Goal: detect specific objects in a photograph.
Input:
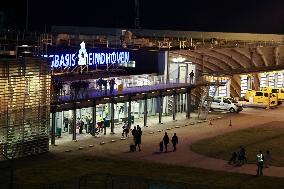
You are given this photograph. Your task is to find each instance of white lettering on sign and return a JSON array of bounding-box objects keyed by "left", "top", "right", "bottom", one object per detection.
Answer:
[{"left": 43, "top": 41, "right": 130, "bottom": 68}]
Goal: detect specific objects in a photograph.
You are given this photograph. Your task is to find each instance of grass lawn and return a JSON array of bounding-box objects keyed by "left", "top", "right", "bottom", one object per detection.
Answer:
[
  {"left": 6, "top": 155, "right": 284, "bottom": 189},
  {"left": 191, "top": 125, "right": 284, "bottom": 166}
]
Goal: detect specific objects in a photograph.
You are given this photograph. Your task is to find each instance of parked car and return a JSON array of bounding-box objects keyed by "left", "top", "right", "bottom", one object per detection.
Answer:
[{"left": 209, "top": 96, "right": 243, "bottom": 113}]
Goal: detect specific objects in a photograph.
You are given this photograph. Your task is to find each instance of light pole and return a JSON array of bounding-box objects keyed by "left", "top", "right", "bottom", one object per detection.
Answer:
[{"left": 25, "top": 0, "right": 29, "bottom": 32}]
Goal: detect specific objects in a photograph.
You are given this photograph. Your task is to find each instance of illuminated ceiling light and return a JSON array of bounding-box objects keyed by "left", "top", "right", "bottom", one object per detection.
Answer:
[{"left": 172, "top": 56, "right": 186, "bottom": 63}]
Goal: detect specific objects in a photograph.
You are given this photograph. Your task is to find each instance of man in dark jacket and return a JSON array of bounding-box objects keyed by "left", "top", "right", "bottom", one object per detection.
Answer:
[
  {"left": 132, "top": 126, "right": 137, "bottom": 143},
  {"left": 163, "top": 132, "right": 170, "bottom": 152},
  {"left": 171, "top": 133, "right": 179, "bottom": 152},
  {"left": 135, "top": 125, "right": 142, "bottom": 152}
]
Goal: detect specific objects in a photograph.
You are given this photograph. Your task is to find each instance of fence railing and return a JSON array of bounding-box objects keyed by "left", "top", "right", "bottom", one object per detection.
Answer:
[{"left": 51, "top": 76, "right": 195, "bottom": 103}]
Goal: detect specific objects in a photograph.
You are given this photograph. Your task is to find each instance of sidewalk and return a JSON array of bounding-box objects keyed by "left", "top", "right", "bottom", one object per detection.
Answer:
[
  {"left": 49, "top": 107, "right": 284, "bottom": 178},
  {"left": 54, "top": 112, "right": 212, "bottom": 145}
]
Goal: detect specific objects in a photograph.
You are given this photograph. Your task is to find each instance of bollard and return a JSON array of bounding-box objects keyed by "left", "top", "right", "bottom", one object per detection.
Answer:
[
  {"left": 229, "top": 120, "right": 232, "bottom": 127},
  {"left": 209, "top": 120, "right": 213, "bottom": 126}
]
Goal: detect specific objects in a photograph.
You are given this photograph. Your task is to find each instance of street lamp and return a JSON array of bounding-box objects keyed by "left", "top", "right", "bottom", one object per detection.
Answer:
[{"left": 26, "top": 0, "right": 29, "bottom": 32}]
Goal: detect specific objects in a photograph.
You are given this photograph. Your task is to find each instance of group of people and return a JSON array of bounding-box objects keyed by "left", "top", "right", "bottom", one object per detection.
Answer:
[
  {"left": 62, "top": 114, "right": 109, "bottom": 135},
  {"left": 228, "top": 146, "right": 247, "bottom": 166},
  {"left": 228, "top": 147, "right": 272, "bottom": 176},
  {"left": 125, "top": 124, "right": 179, "bottom": 153},
  {"left": 160, "top": 132, "right": 179, "bottom": 153},
  {"left": 70, "top": 80, "right": 90, "bottom": 100},
  {"left": 131, "top": 125, "right": 143, "bottom": 152},
  {"left": 96, "top": 78, "right": 116, "bottom": 95}
]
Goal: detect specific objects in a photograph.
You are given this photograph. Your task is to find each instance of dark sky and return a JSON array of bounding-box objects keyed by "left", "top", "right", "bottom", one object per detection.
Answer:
[{"left": 1, "top": 0, "right": 284, "bottom": 34}]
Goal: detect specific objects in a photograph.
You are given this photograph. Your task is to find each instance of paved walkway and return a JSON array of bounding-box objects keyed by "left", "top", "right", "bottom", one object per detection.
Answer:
[{"left": 47, "top": 107, "right": 284, "bottom": 178}]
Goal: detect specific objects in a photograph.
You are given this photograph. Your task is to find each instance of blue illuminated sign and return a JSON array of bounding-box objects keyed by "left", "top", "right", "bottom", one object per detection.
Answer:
[{"left": 43, "top": 41, "right": 130, "bottom": 68}]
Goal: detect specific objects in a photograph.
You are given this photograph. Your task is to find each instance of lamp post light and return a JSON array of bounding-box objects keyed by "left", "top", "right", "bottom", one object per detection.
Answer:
[{"left": 25, "top": 0, "right": 29, "bottom": 32}]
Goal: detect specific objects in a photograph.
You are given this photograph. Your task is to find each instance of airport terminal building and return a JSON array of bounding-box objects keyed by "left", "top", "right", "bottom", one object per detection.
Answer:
[{"left": 1, "top": 27, "right": 284, "bottom": 158}]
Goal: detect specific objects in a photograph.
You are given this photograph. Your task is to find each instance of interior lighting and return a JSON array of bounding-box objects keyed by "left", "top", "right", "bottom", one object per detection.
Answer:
[{"left": 172, "top": 56, "right": 186, "bottom": 63}]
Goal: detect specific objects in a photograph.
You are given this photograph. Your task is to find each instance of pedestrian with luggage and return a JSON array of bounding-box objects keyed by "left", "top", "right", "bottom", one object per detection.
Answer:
[
  {"left": 171, "top": 133, "right": 179, "bottom": 152},
  {"left": 163, "top": 132, "right": 169, "bottom": 152}
]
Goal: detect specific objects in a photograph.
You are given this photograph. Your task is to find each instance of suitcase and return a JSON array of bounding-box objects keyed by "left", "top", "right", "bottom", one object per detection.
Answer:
[
  {"left": 130, "top": 144, "right": 135, "bottom": 152},
  {"left": 159, "top": 141, "right": 164, "bottom": 152}
]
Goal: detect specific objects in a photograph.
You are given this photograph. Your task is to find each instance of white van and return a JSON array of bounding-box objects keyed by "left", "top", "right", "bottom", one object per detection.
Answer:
[{"left": 210, "top": 96, "right": 243, "bottom": 113}]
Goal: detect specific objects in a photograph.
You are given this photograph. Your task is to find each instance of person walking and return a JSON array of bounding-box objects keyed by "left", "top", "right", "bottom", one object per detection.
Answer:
[
  {"left": 189, "top": 70, "right": 194, "bottom": 84},
  {"left": 79, "top": 119, "right": 84, "bottom": 134},
  {"left": 131, "top": 126, "right": 137, "bottom": 142},
  {"left": 135, "top": 125, "right": 142, "bottom": 152},
  {"left": 63, "top": 117, "right": 69, "bottom": 132},
  {"left": 122, "top": 121, "right": 128, "bottom": 137},
  {"left": 109, "top": 78, "right": 116, "bottom": 95},
  {"left": 163, "top": 132, "right": 170, "bottom": 152},
  {"left": 125, "top": 121, "right": 130, "bottom": 137},
  {"left": 171, "top": 133, "right": 179, "bottom": 152},
  {"left": 264, "top": 150, "right": 272, "bottom": 168},
  {"left": 98, "top": 114, "right": 104, "bottom": 133},
  {"left": 256, "top": 150, "right": 264, "bottom": 176},
  {"left": 239, "top": 146, "right": 247, "bottom": 165}
]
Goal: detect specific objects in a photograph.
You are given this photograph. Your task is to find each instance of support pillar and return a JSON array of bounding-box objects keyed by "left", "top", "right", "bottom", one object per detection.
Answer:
[
  {"left": 144, "top": 95, "right": 147, "bottom": 127},
  {"left": 173, "top": 91, "right": 177, "bottom": 121},
  {"left": 51, "top": 106, "right": 56, "bottom": 145},
  {"left": 72, "top": 104, "right": 77, "bottom": 140},
  {"left": 128, "top": 96, "right": 132, "bottom": 128},
  {"left": 186, "top": 88, "right": 191, "bottom": 119},
  {"left": 92, "top": 101, "right": 96, "bottom": 136},
  {"left": 110, "top": 99, "right": 115, "bottom": 134},
  {"left": 158, "top": 92, "right": 163, "bottom": 124},
  {"left": 201, "top": 54, "right": 205, "bottom": 73}
]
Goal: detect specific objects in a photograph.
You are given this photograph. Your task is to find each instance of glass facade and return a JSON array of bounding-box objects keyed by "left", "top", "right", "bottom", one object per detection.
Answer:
[{"left": 0, "top": 58, "right": 51, "bottom": 158}]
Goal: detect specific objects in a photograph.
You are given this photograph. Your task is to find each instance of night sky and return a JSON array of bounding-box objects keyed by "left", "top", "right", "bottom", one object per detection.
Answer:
[{"left": 1, "top": 0, "right": 284, "bottom": 34}]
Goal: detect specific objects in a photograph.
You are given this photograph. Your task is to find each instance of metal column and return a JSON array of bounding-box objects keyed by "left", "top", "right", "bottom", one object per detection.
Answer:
[
  {"left": 128, "top": 96, "right": 132, "bottom": 128},
  {"left": 144, "top": 95, "right": 147, "bottom": 127},
  {"left": 186, "top": 88, "right": 191, "bottom": 119},
  {"left": 173, "top": 91, "right": 177, "bottom": 121},
  {"left": 92, "top": 101, "right": 96, "bottom": 136},
  {"left": 51, "top": 106, "right": 56, "bottom": 145},
  {"left": 72, "top": 104, "right": 77, "bottom": 140},
  {"left": 158, "top": 93, "right": 163, "bottom": 124},
  {"left": 110, "top": 99, "right": 115, "bottom": 134}
]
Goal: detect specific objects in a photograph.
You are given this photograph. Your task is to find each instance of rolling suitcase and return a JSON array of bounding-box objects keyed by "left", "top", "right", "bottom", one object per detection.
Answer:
[
  {"left": 130, "top": 144, "right": 135, "bottom": 152},
  {"left": 159, "top": 141, "right": 164, "bottom": 152}
]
